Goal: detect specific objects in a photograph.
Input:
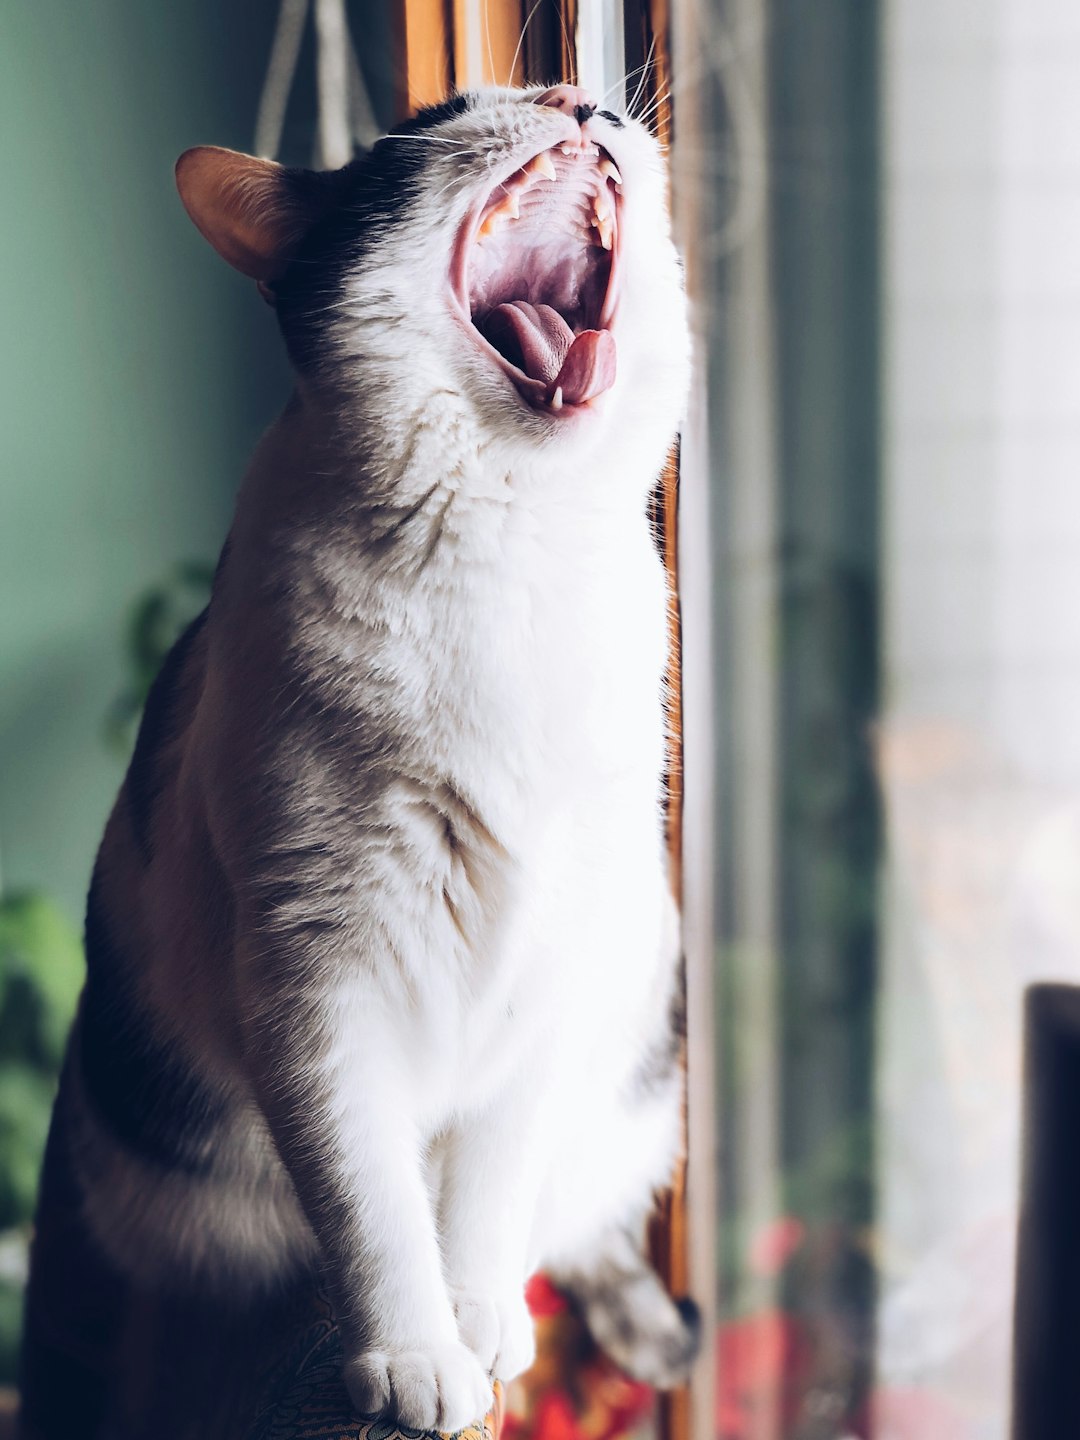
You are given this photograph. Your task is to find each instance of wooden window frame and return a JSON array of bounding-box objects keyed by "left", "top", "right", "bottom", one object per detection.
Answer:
[{"left": 389, "top": 11, "right": 691, "bottom": 1440}]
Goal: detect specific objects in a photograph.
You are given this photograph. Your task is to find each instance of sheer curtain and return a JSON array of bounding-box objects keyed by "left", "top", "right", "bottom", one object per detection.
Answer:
[
  {"left": 877, "top": 2, "right": 1080, "bottom": 1434},
  {"left": 676, "top": 0, "right": 1080, "bottom": 1435}
]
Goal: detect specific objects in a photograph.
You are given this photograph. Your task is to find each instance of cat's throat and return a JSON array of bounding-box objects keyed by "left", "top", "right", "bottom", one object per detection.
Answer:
[{"left": 453, "top": 140, "right": 621, "bottom": 414}]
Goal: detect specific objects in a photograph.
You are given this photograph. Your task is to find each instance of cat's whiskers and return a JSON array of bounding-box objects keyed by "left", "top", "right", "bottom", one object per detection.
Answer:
[
  {"left": 555, "top": 3, "right": 576, "bottom": 84},
  {"left": 482, "top": 0, "right": 496, "bottom": 91},
  {"left": 506, "top": 0, "right": 545, "bottom": 89},
  {"left": 627, "top": 36, "right": 658, "bottom": 120},
  {"left": 382, "top": 134, "right": 472, "bottom": 146},
  {"left": 631, "top": 49, "right": 705, "bottom": 127},
  {"left": 431, "top": 168, "right": 476, "bottom": 205},
  {"left": 595, "top": 45, "right": 655, "bottom": 119},
  {"left": 601, "top": 57, "right": 654, "bottom": 104},
  {"left": 632, "top": 81, "right": 673, "bottom": 132}
]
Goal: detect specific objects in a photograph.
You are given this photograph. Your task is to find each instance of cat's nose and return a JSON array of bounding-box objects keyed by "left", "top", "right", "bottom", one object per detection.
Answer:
[{"left": 533, "top": 85, "right": 598, "bottom": 127}]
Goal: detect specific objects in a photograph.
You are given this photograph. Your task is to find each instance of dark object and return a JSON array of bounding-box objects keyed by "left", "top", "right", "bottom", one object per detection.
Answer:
[{"left": 1012, "top": 984, "right": 1080, "bottom": 1438}]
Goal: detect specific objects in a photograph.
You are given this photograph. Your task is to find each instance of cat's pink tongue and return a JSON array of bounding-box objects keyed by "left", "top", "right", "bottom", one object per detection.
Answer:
[
  {"left": 549, "top": 330, "right": 616, "bottom": 407},
  {"left": 484, "top": 301, "right": 616, "bottom": 406}
]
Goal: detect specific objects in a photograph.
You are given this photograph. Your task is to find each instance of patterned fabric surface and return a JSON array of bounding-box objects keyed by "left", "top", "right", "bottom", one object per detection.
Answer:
[
  {"left": 249, "top": 1278, "right": 654, "bottom": 1440},
  {"left": 249, "top": 1291, "right": 505, "bottom": 1440}
]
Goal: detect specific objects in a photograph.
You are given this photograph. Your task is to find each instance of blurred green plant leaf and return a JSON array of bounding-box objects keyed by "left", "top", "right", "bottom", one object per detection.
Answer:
[
  {"left": 104, "top": 560, "right": 214, "bottom": 754},
  {"left": 0, "top": 1273, "right": 25, "bottom": 1386},
  {"left": 0, "top": 891, "right": 82, "bottom": 1069},
  {"left": 0, "top": 1065, "right": 56, "bottom": 1229},
  {"left": 0, "top": 891, "right": 83, "bottom": 1236}
]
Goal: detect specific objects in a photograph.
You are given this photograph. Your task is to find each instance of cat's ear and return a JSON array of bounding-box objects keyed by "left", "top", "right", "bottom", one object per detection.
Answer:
[{"left": 175, "top": 146, "right": 330, "bottom": 285}]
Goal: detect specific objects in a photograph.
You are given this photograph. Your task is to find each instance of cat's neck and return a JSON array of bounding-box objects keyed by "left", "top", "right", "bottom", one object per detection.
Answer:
[{"left": 236, "top": 384, "right": 646, "bottom": 576}]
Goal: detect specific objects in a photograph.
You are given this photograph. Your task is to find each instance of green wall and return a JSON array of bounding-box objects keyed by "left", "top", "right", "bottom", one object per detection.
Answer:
[{"left": 0, "top": 1, "right": 296, "bottom": 921}]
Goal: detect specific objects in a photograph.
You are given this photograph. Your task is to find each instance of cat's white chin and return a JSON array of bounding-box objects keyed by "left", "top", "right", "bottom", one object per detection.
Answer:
[{"left": 450, "top": 137, "right": 622, "bottom": 418}]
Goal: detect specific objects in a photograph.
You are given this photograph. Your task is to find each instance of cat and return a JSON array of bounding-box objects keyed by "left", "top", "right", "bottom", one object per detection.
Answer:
[{"left": 19, "top": 83, "right": 697, "bottom": 1438}]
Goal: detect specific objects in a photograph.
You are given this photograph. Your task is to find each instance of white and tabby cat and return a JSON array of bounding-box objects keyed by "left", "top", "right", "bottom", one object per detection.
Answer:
[{"left": 21, "top": 84, "right": 695, "bottom": 1436}]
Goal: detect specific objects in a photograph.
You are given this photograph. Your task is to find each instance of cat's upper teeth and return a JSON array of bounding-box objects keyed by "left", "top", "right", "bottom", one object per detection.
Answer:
[
  {"left": 477, "top": 148, "right": 620, "bottom": 251},
  {"left": 479, "top": 156, "right": 553, "bottom": 234}
]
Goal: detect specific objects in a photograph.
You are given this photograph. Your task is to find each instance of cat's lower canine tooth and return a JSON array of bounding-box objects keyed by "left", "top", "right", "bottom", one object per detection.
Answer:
[
  {"left": 479, "top": 211, "right": 506, "bottom": 238},
  {"left": 484, "top": 192, "right": 520, "bottom": 227}
]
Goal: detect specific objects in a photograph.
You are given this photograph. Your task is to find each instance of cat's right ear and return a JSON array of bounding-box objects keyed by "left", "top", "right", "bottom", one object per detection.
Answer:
[{"left": 175, "top": 147, "right": 330, "bottom": 289}]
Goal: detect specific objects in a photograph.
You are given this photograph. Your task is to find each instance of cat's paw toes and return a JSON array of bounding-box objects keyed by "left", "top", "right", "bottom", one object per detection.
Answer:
[
  {"left": 345, "top": 1342, "right": 493, "bottom": 1433},
  {"left": 453, "top": 1290, "right": 535, "bottom": 1381},
  {"left": 344, "top": 1351, "right": 392, "bottom": 1417}
]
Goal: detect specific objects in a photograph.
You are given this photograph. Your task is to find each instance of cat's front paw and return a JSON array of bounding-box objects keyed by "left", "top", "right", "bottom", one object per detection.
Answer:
[
  {"left": 453, "top": 1291, "right": 536, "bottom": 1382},
  {"left": 344, "top": 1341, "right": 494, "bottom": 1433}
]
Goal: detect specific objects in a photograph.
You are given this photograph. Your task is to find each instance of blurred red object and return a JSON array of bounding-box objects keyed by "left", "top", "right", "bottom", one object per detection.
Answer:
[
  {"left": 748, "top": 1217, "right": 806, "bottom": 1277},
  {"left": 715, "top": 1309, "right": 813, "bottom": 1439},
  {"left": 506, "top": 1275, "right": 655, "bottom": 1440},
  {"left": 525, "top": 1273, "right": 570, "bottom": 1319}
]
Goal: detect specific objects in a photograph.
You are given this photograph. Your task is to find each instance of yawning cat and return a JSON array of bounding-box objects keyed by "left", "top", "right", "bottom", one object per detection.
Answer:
[{"left": 20, "top": 83, "right": 696, "bottom": 1437}]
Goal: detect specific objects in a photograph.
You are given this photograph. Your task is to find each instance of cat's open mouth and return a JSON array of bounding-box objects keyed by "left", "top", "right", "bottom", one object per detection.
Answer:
[{"left": 451, "top": 141, "right": 621, "bottom": 415}]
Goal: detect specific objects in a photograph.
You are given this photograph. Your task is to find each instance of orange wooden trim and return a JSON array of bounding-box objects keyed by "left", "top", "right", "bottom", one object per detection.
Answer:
[
  {"left": 635, "top": 0, "right": 689, "bottom": 1432},
  {"left": 662, "top": 446, "right": 682, "bottom": 883},
  {"left": 452, "top": 0, "right": 528, "bottom": 89},
  {"left": 558, "top": 0, "right": 578, "bottom": 85},
  {"left": 655, "top": 445, "right": 690, "bottom": 1440},
  {"left": 490, "top": 0, "right": 528, "bottom": 86},
  {"left": 451, "top": 0, "right": 472, "bottom": 88},
  {"left": 396, "top": 0, "right": 564, "bottom": 114},
  {"left": 522, "top": 3, "right": 561, "bottom": 86},
  {"left": 397, "top": 0, "right": 454, "bottom": 111}
]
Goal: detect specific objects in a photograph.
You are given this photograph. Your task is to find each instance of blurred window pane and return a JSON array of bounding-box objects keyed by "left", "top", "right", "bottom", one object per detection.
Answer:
[{"left": 677, "top": 1, "right": 1080, "bottom": 1435}]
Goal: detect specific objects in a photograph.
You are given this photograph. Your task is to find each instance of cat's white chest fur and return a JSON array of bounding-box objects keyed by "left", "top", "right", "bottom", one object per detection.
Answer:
[{"left": 225, "top": 397, "right": 674, "bottom": 1118}]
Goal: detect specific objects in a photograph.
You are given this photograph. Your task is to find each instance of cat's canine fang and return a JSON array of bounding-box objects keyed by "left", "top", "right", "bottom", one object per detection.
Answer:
[
  {"left": 592, "top": 188, "right": 615, "bottom": 250},
  {"left": 474, "top": 144, "right": 621, "bottom": 254},
  {"left": 529, "top": 151, "right": 557, "bottom": 182}
]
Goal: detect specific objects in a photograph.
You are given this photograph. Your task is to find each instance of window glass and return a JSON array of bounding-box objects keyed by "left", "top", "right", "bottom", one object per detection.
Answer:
[{"left": 676, "top": 1, "right": 1080, "bottom": 1436}]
